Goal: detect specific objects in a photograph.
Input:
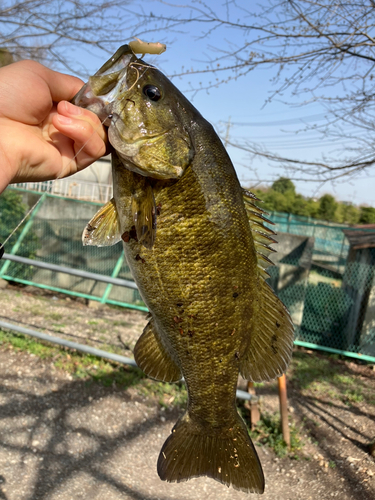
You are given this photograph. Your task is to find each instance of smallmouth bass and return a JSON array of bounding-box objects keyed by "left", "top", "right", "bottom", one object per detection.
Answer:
[{"left": 73, "top": 44, "right": 294, "bottom": 494}]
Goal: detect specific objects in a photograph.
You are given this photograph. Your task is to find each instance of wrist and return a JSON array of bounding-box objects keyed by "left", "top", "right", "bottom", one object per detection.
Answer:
[{"left": 0, "top": 120, "right": 22, "bottom": 193}]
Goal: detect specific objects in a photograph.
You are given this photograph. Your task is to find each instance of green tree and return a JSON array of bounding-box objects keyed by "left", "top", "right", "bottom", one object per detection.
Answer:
[
  {"left": 358, "top": 206, "right": 375, "bottom": 224},
  {"left": 335, "top": 203, "right": 360, "bottom": 225},
  {"left": 291, "top": 194, "right": 312, "bottom": 217},
  {"left": 0, "top": 189, "right": 39, "bottom": 277},
  {"left": 318, "top": 195, "right": 338, "bottom": 221},
  {"left": 271, "top": 178, "right": 296, "bottom": 196},
  {"left": 0, "top": 190, "right": 25, "bottom": 241}
]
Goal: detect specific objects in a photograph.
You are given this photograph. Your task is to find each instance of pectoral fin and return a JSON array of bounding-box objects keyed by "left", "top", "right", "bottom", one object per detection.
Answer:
[
  {"left": 134, "top": 319, "right": 182, "bottom": 382},
  {"left": 131, "top": 180, "right": 157, "bottom": 250},
  {"left": 82, "top": 198, "right": 122, "bottom": 247},
  {"left": 240, "top": 279, "right": 294, "bottom": 382}
]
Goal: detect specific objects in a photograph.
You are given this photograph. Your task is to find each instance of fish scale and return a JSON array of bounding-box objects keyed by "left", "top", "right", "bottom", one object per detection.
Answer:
[{"left": 74, "top": 43, "right": 294, "bottom": 494}]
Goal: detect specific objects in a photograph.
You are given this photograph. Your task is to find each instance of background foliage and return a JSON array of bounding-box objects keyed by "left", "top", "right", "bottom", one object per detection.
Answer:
[{"left": 252, "top": 177, "right": 375, "bottom": 224}]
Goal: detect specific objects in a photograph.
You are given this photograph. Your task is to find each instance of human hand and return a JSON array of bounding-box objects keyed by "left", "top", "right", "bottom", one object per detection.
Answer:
[{"left": 0, "top": 60, "right": 107, "bottom": 193}]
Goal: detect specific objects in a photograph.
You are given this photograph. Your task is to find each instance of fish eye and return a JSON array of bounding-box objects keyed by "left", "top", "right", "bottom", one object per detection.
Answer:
[{"left": 143, "top": 85, "right": 162, "bottom": 102}]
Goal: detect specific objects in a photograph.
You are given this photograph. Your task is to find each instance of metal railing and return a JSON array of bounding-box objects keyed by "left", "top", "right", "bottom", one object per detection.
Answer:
[
  {"left": 0, "top": 319, "right": 254, "bottom": 402},
  {"left": 16, "top": 178, "right": 113, "bottom": 203}
]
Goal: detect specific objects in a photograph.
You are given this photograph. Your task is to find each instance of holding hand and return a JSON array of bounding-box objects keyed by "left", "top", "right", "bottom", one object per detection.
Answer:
[{"left": 0, "top": 60, "right": 107, "bottom": 194}]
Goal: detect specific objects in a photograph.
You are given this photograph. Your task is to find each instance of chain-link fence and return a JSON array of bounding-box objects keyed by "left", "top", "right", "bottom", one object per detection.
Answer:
[{"left": 1, "top": 187, "right": 375, "bottom": 362}]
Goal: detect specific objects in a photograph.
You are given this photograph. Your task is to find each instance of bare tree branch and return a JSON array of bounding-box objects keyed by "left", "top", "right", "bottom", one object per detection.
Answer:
[
  {"left": 134, "top": 0, "right": 375, "bottom": 182},
  {"left": 0, "top": 0, "right": 139, "bottom": 76}
]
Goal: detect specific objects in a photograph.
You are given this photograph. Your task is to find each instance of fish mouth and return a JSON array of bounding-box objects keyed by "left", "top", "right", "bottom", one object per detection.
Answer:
[
  {"left": 73, "top": 45, "right": 181, "bottom": 179},
  {"left": 72, "top": 45, "right": 138, "bottom": 125}
]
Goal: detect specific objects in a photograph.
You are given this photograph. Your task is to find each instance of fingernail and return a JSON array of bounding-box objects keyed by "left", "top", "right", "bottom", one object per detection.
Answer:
[
  {"left": 64, "top": 101, "right": 82, "bottom": 115},
  {"left": 57, "top": 115, "right": 73, "bottom": 125}
]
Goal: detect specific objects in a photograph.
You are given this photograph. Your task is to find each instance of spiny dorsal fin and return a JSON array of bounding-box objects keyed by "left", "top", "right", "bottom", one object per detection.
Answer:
[
  {"left": 243, "top": 188, "right": 276, "bottom": 275},
  {"left": 82, "top": 198, "right": 122, "bottom": 247}
]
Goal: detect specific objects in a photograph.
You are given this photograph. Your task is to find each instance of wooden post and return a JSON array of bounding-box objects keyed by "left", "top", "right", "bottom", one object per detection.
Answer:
[
  {"left": 278, "top": 374, "right": 290, "bottom": 448},
  {"left": 247, "top": 381, "right": 260, "bottom": 430}
]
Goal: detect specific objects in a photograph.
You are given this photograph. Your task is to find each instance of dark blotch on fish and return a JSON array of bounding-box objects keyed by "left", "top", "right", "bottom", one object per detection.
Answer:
[
  {"left": 129, "top": 226, "right": 138, "bottom": 241},
  {"left": 271, "top": 334, "right": 278, "bottom": 355}
]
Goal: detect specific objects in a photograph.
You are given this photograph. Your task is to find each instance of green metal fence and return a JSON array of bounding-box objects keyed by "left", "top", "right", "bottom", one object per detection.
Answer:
[
  {"left": 0, "top": 187, "right": 146, "bottom": 311},
  {"left": 267, "top": 211, "right": 350, "bottom": 272},
  {"left": 1, "top": 187, "right": 375, "bottom": 363}
]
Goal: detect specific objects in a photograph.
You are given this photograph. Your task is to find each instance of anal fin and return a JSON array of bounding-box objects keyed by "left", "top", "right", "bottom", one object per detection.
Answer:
[
  {"left": 240, "top": 279, "right": 294, "bottom": 382},
  {"left": 134, "top": 319, "right": 182, "bottom": 382}
]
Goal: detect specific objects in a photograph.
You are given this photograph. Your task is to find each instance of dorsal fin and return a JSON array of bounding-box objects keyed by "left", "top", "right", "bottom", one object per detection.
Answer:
[
  {"left": 242, "top": 189, "right": 294, "bottom": 381},
  {"left": 243, "top": 189, "right": 277, "bottom": 278}
]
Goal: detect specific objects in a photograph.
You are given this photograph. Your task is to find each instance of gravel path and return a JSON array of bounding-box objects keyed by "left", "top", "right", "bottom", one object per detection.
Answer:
[{"left": 0, "top": 284, "right": 374, "bottom": 500}]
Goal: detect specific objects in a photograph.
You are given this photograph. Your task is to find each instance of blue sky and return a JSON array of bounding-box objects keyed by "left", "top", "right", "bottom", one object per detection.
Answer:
[{"left": 64, "top": 0, "right": 375, "bottom": 206}]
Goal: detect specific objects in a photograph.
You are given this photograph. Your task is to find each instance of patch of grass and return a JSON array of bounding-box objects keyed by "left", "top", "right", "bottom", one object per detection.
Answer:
[
  {"left": 112, "top": 320, "right": 133, "bottom": 328},
  {"left": 29, "top": 306, "right": 43, "bottom": 316},
  {"left": 0, "top": 328, "right": 143, "bottom": 388},
  {"left": 343, "top": 388, "right": 364, "bottom": 404},
  {"left": 0, "top": 328, "right": 56, "bottom": 359},
  {"left": 48, "top": 312, "right": 63, "bottom": 321},
  {"left": 290, "top": 351, "right": 374, "bottom": 406},
  {"left": 52, "top": 324, "right": 66, "bottom": 329},
  {"left": 0, "top": 328, "right": 187, "bottom": 407},
  {"left": 140, "top": 379, "right": 187, "bottom": 408},
  {"left": 249, "top": 412, "right": 303, "bottom": 458},
  {"left": 87, "top": 320, "right": 99, "bottom": 326}
]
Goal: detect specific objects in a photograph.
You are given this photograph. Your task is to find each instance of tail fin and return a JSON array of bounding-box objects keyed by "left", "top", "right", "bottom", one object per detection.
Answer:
[{"left": 157, "top": 412, "right": 264, "bottom": 494}]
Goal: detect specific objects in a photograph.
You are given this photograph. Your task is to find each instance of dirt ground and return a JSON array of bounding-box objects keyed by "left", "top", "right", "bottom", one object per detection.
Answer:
[{"left": 0, "top": 283, "right": 374, "bottom": 500}]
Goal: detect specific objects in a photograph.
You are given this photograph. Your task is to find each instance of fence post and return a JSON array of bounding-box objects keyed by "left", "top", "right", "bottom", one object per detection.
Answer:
[
  {"left": 278, "top": 374, "right": 290, "bottom": 448},
  {"left": 100, "top": 251, "right": 125, "bottom": 304},
  {"left": 246, "top": 381, "right": 260, "bottom": 430}
]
